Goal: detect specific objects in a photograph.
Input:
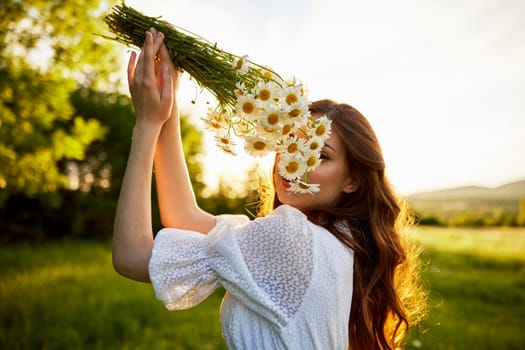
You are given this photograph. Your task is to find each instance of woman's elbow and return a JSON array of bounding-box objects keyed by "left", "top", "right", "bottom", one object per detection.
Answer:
[{"left": 112, "top": 248, "right": 151, "bottom": 283}]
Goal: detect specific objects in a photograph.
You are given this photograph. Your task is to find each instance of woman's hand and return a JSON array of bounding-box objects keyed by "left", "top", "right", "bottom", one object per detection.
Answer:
[
  {"left": 152, "top": 28, "right": 182, "bottom": 96},
  {"left": 127, "top": 29, "right": 173, "bottom": 127}
]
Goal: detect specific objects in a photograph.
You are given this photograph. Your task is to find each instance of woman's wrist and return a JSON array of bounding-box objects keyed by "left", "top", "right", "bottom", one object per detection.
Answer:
[{"left": 132, "top": 119, "right": 164, "bottom": 141}]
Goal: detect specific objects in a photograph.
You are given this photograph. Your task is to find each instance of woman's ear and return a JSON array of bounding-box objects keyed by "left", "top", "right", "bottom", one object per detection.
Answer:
[{"left": 342, "top": 179, "right": 358, "bottom": 194}]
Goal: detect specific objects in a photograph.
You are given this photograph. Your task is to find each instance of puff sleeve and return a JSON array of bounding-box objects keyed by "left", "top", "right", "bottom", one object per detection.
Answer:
[{"left": 148, "top": 205, "right": 314, "bottom": 328}]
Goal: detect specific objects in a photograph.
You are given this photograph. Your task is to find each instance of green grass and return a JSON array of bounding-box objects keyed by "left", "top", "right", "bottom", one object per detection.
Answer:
[
  {"left": 406, "top": 227, "right": 525, "bottom": 349},
  {"left": 0, "top": 241, "right": 227, "bottom": 350},
  {"left": 1, "top": 228, "right": 524, "bottom": 349}
]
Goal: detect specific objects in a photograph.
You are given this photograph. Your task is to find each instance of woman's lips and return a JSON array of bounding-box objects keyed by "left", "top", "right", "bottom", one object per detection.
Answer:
[{"left": 281, "top": 177, "right": 291, "bottom": 189}]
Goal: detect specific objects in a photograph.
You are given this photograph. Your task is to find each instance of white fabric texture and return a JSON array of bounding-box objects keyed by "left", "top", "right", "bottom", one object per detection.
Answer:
[{"left": 149, "top": 204, "right": 354, "bottom": 349}]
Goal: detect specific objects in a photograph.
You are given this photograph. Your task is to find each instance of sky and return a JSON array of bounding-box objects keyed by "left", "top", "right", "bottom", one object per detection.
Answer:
[{"left": 123, "top": 0, "right": 525, "bottom": 195}]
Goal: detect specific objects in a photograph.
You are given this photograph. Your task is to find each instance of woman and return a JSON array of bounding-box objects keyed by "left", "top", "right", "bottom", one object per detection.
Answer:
[{"left": 113, "top": 28, "right": 426, "bottom": 349}]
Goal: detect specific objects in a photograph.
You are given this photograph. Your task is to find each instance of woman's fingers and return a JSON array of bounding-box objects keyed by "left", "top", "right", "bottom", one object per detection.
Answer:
[
  {"left": 158, "top": 42, "right": 182, "bottom": 93},
  {"left": 160, "top": 64, "right": 174, "bottom": 105},
  {"left": 127, "top": 28, "right": 173, "bottom": 124},
  {"left": 133, "top": 31, "right": 150, "bottom": 80},
  {"left": 144, "top": 30, "right": 165, "bottom": 82},
  {"left": 127, "top": 51, "right": 137, "bottom": 91}
]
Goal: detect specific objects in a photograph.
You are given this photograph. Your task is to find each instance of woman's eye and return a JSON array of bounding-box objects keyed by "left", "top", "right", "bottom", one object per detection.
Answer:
[{"left": 320, "top": 153, "right": 328, "bottom": 160}]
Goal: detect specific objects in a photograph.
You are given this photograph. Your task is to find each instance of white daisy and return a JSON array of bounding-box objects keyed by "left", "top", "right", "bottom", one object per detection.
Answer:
[
  {"left": 232, "top": 117, "right": 253, "bottom": 136},
  {"left": 284, "top": 76, "right": 301, "bottom": 87},
  {"left": 277, "top": 154, "right": 306, "bottom": 181},
  {"left": 280, "top": 123, "right": 294, "bottom": 137},
  {"left": 214, "top": 134, "right": 237, "bottom": 155},
  {"left": 283, "top": 77, "right": 309, "bottom": 99},
  {"left": 234, "top": 81, "right": 247, "bottom": 96},
  {"left": 232, "top": 55, "right": 249, "bottom": 74},
  {"left": 289, "top": 181, "right": 320, "bottom": 194},
  {"left": 306, "top": 138, "right": 322, "bottom": 153},
  {"left": 235, "top": 94, "right": 258, "bottom": 120},
  {"left": 279, "top": 135, "right": 307, "bottom": 157},
  {"left": 202, "top": 108, "right": 228, "bottom": 133},
  {"left": 254, "top": 81, "right": 278, "bottom": 103},
  {"left": 280, "top": 85, "right": 303, "bottom": 107},
  {"left": 283, "top": 101, "right": 310, "bottom": 124},
  {"left": 254, "top": 124, "right": 280, "bottom": 142},
  {"left": 258, "top": 66, "right": 278, "bottom": 81},
  {"left": 309, "top": 115, "right": 331, "bottom": 142},
  {"left": 244, "top": 135, "right": 273, "bottom": 157},
  {"left": 304, "top": 151, "right": 322, "bottom": 171},
  {"left": 259, "top": 105, "right": 284, "bottom": 131}
]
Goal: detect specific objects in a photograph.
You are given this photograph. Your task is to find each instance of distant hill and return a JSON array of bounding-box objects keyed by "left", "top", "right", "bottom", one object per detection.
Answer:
[
  {"left": 407, "top": 179, "right": 525, "bottom": 225},
  {"left": 409, "top": 179, "right": 525, "bottom": 201}
]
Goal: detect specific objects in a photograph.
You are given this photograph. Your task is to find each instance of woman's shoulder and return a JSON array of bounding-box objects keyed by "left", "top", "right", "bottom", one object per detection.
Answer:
[
  {"left": 209, "top": 205, "right": 309, "bottom": 243},
  {"left": 214, "top": 204, "right": 305, "bottom": 226},
  {"left": 250, "top": 204, "right": 309, "bottom": 230},
  {"left": 265, "top": 204, "right": 306, "bottom": 220}
]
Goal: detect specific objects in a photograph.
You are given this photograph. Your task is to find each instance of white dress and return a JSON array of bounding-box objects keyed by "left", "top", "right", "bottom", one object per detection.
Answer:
[{"left": 148, "top": 204, "right": 354, "bottom": 349}]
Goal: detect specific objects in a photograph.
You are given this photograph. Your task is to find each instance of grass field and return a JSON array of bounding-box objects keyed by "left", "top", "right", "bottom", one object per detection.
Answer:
[
  {"left": 407, "top": 227, "right": 525, "bottom": 349},
  {"left": 1, "top": 227, "right": 524, "bottom": 349}
]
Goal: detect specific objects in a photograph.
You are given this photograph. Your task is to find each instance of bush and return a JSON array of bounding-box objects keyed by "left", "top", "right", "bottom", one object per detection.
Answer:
[
  {"left": 0, "top": 190, "right": 117, "bottom": 244},
  {"left": 417, "top": 214, "right": 445, "bottom": 226}
]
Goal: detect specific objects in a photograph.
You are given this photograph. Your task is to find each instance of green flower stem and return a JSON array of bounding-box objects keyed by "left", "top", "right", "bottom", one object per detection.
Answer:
[{"left": 104, "top": 4, "right": 281, "bottom": 111}]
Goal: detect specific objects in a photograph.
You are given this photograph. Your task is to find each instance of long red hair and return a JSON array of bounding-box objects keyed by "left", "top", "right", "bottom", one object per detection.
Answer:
[{"left": 262, "top": 99, "right": 427, "bottom": 349}]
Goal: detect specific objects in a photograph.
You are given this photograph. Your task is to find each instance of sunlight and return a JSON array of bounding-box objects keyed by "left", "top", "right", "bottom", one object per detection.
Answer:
[{"left": 121, "top": 0, "right": 525, "bottom": 195}]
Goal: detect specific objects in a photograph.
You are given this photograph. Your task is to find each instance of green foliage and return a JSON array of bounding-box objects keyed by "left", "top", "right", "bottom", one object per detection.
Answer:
[
  {"left": 518, "top": 197, "right": 525, "bottom": 226},
  {"left": 0, "top": 0, "right": 120, "bottom": 203},
  {"left": 1, "top": 0, "right": 120, "bottom": 88},
  {"left": 177, "top": 112, "right": 206, "bottom": 199},
  {"left": 198, "top": 164, "right": 262, "bottom": 217},
  {"left": 0, "top": 0, "right": 251, "bottom": 240},
  {"left": 69, "top": 88, "right": 136, "bottom": 195},
  {"left": 412, "top": 197, "right": 521, "bottom": 228},
  {"left": 0, "top": 87, "right": 208, "bottom": 242},
  {"left": 415, "top": 212, "right": 445, "bottom": 226}
]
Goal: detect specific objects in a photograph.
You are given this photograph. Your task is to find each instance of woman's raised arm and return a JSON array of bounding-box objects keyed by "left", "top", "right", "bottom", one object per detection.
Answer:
[
  {"left": 153, "top": 32, "right": 216, "bottom": 233},
  {"left": 112, "top": 30, "right": 174, "bottom": 282}
]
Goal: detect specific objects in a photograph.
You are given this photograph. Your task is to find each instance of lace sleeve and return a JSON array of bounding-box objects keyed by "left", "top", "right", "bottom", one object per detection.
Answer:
[
  {"left": 148, "top": 228, "right": 222, "bottom": 310},
  {"left": 148, "top": 205, "right": 314, "bottom": 327}
]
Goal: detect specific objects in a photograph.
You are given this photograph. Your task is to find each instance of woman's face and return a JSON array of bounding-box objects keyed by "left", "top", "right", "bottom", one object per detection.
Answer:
[{"left": 274, "top": 127, "right": 356, "bottom": 212}]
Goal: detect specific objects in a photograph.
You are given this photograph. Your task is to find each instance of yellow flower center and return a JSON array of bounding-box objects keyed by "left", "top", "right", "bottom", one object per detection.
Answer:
[
  {"left": 307, "top": 156, "right": 317, "bottom": 167},
  {"left": 259, "top": 89, "right": 271, "bottom": 101},
  {"left": 309, "top": 141, "right": 320, "bottom": 151},
  {"left": 288, "top": 109, "right": 300, "bottom": 118},
  {"left": 286, "top": 161, "right": 299, "bottom": 174},
  {"left": 287, "top": 143, "right": 298, "bottom": 153},
  {"left": 285, "top": 93, "right": 298, "bottom": 105},
  {"left": 282, "top": 124, "right": 292, "bottom": 135},
  {"left": 254, "top": 141, "right": 266, "bottom": 150},
  {"left": 316, "top": 124, "right": 326, "bottom": 136},
  {"left": 236, "top": 57, "right": 244, "bottom": 70},
  {"left": 242, "top": 102, "right": 255, "bottom": 114},
  {"left": 220, "top": 137, "right": 230, "bottom": 145},
  {"left": 267, "top": 113, "right": 279, "bottom": 125}
]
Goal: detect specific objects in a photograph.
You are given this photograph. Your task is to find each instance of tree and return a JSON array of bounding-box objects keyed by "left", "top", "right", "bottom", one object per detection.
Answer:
[
  {"left": 0, "top": 0, "right": 121, "bottom": 204},
  {"left": 518, "top": 197, "right": 525, "bottom": 227},
  {"left": 69, "top": 87, "right": 206, "bottom": 198}
]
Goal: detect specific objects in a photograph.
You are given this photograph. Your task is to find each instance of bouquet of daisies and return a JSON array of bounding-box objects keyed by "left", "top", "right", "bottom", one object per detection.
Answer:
[{"left": 105, "top": 4, "right": 331, "bottom": 193}]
